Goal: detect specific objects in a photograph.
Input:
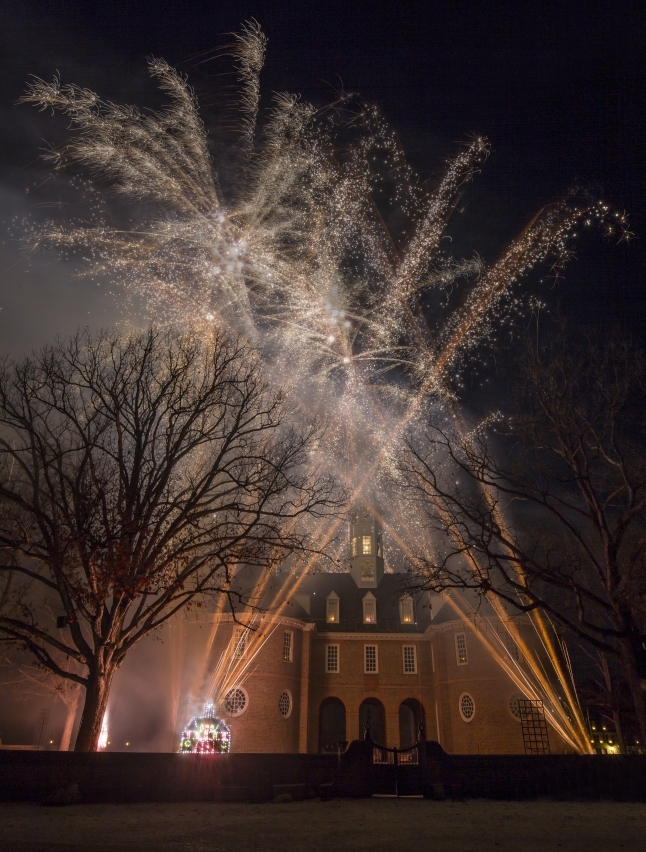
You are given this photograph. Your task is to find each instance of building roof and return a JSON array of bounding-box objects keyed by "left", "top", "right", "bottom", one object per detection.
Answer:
[{"left": 282, "top": 572, "right": 431, "bottom": 634}]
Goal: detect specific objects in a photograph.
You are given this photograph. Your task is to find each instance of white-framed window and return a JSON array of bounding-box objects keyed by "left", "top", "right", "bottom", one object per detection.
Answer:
[
  {"left": 459, "top": 692, "right": 475, "bottom": 722},
  {"left": 351, "top": 537, "right": 358, "bottom": 557},
  {"left": 278, "top": 690, "right": 292, "bottom": 718},
  {"left": 455, "top": 632, "right": 468, "bottom": 666},
  {"left": 362, "top": 535, "right": 372, "bottom": 555},
  {"left": 399, "top": 596, "right": 414, "bottom": 624},
  {"left": 326, "top": 644, "right": 340, "bottom": 673},
  {"left": 364, "top": 644, "right": 378, "bottom": 673},
  {"left": 326, "top": 592, "right": 339, "bottom": 623},
  {"left": 362, "top": 592, "right": 376, "bottom": 624},
  {"left": 232, "top": 625, "right": 247, "bottom": 659},
  {"left": 283, "top": 630, "right": 293, "bottom": 662},
  {"left": 223, "top": 686, "right": 248, "bottom": 716},
  {"left": 403, "top": 645, "right": 417, "bottom": 674},
  {"left": 498, "top": 626, "right": 520, "bottom": 661}
]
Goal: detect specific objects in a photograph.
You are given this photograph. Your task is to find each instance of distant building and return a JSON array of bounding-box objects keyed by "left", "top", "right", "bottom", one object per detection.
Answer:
[{"left": 187, "top": 506, "right": 573, "bottom": 755}]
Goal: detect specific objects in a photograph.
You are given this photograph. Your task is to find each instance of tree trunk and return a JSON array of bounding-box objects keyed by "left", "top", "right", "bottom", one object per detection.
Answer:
[
  {"left": 612, "top": 707, "right": 627, "bottom": 754},
  {"left": 599, "top": 653, "right": 627, "bottom": 754},
  {"left": 74, "top": 669, "right": 115, "bottom": 752},
  {"left": 59, "top": 690, "right": 81, "bottom": 751}
]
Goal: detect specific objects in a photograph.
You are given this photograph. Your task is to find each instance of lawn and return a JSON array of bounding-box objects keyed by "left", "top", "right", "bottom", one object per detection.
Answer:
[{"left": 0, "top": 798, "right": 643, "bottom": 851}]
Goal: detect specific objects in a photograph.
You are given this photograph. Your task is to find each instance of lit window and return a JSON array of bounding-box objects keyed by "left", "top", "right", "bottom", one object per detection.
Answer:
[
  {"left": 326, "top": 644, "right": 339, "bottom": 673},
  {"left": 362, "top": 535, "right": 372, "bottom": 555},
  {"left": 455, "top": 633, "right": 468, "bottom": 665},
  {"left": 459, "top": 692, "right": 475, "bottom": 722},
  {"left": 326, "top": 594, "right": 339, "bottom": 623},
  {"left": 364, "top": 644, "right": 378, "bottom": 673},
  {"left": 399, "top": 597, "right": 414, "bottom": 624},
  {"left": 403, "top": 645, "right": 417, "bottom": 674},
  {"left": 232, "top": 626, "right": 247, "bottom": 659},
  {"left": 283, "top": 631, "right": 293, "bottom": 662},
  {"left": 363, "top": 594, "right": 376, "bottom": 624},
  {"left": 278, "top": 690, "right": 292, "bottom": 718},
  {"left": 224, "top": 687, "right": 247, "bottom": 716}
]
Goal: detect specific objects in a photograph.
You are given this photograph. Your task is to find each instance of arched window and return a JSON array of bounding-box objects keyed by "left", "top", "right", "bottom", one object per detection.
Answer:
[
  {"left": 359, "top": 697, "right": 386, "bottom": 744},
  {"left": 399, "top": 699, "right": 426, "bottom": 748},
  {"left": 319, "top": 697, "right": 346, "bottom": 752}
]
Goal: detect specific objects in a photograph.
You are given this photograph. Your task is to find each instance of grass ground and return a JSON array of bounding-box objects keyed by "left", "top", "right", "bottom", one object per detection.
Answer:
[{"left": 0, "top": 798, "right": 644, "bottom": 851}]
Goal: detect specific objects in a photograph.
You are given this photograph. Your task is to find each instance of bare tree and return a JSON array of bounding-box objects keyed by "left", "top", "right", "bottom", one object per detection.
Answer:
[
  {"left": 0, "top": 650, "right": 83, "bottom": 751},
  {"left": 0, "top": 327, "right": 339, "bottom": 751},
  {"left": 576, "top": 647, "right": 633, "bottom": 753},
  {"left": 397, "top": 327, "right": 646, "bottom": 739}
]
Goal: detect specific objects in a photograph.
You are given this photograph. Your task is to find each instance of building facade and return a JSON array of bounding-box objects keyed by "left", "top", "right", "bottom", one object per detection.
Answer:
[{"left": 198, "top": 510, "right": 573, "bottom": 755}]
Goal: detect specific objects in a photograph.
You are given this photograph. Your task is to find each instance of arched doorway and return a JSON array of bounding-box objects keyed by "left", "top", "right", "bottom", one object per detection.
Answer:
[
  {"left": 399, "top": 698, "right": 426, "bottom": 748},
  {"left": 359, "top": 697, "right": 386, "bottom": 744},
  {"left": 319, "top": 697, "right": 346, "bottom": 752}
]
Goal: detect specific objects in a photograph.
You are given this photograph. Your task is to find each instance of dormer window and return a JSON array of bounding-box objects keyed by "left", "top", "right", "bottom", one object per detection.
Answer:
[
  {"left": 326, "top": 592, "right": 340, "bottom": 623},
  {"left": 362, "top": 592, "right": 376, "bottom": 624},
  {"left": 362, "top": 536, "right": 372, "bottom": 555},
  {"left": 399, "top": 596, "right": 414, "bottom": 625}
]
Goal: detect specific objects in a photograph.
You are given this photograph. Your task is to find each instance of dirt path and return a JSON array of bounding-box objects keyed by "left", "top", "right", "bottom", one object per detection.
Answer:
[{"left": 0, "top": 798, "right": 644, "bottom": 852}]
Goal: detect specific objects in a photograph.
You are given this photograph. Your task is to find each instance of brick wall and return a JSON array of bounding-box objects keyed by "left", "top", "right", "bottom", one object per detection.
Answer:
[
  {"left": 307, "top": 632, "right": 434, "bottom": 750},
  {"left": 223, "top": 623, "right": 304, "bottom": 753},
  {"left": 433, "top": 622, "right": 572, "bottom": 755},
  {"left": 180, "top": 612, "right": 581, "bottom": 757}
]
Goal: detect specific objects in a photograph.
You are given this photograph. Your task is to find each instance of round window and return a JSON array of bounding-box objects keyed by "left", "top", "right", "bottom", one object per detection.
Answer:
[
  {"left": 459, "top": 692, "right": 475, "bottom": 722},
  {"left": 278, "top": 690, "right": 292, "bottom": 718},
  {"left": 223, "top": 686, "right": 248, "bottom": 716},
  {"left": 508, "top": 693, "right": 525, "bottom": 721}
]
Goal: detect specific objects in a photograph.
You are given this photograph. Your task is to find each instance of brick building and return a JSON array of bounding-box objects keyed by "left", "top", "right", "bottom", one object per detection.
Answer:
[{"left": 203, "top": 506, "right": 572, "bottom": 755}]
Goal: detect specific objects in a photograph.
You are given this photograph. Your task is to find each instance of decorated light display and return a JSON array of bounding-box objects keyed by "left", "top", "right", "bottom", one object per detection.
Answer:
[{"left": 180, "top": 702, "right": 230, "bottom": 754}]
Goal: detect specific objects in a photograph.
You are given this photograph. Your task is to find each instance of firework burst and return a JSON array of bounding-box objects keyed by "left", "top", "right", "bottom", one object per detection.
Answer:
[{"left": 20, "top": 23, "right": 627, "bottom": 751}]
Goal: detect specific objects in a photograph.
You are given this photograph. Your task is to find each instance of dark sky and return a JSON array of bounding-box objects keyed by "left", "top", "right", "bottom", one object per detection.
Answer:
[
  {"left": 0, "top": 0, "right": 643, "bottom": 746},
  {"left": 0, "top": 0, "right": 644, "bottom": 355}
]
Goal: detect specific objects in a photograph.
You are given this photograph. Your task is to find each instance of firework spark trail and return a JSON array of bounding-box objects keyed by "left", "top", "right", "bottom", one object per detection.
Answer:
[
  {"left": 440, "top": 401, "right": 593, "bottom": 751},
  {"left": 229, "top": 20, "right": 267, "bottom": 153},
  {"left": 20, "top": 23, "right": 628, "bottom": 750},
  {"left": 205, "top": 426, "right": 590, "bottom": 752},
  {"left": 369, "top": 491, "right": 591, "bottom": 751}
]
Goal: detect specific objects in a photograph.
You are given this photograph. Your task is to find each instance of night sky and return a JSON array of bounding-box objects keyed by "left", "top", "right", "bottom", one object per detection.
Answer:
[
  {"left": 0, "top": 0, "right": 644, "bottom": 358},
  {"left": 0, "top": 0, "right": 644, "bottom": 751}
]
